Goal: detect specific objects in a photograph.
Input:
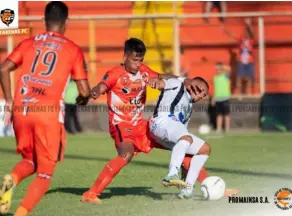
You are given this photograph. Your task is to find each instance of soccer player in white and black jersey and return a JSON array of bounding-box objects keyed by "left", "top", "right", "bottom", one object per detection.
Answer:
[{"left": 149, "top": 77, "right": 210, "bottom": 199}]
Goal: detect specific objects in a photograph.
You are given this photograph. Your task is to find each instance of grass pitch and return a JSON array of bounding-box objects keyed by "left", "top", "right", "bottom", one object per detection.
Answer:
[{"left": 0, "top": 132, "right": 292, "bottom": 216}]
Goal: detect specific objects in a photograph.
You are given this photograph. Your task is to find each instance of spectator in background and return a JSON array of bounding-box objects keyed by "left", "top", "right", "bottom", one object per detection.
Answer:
[
  {"left": 203, "top": 1, "right": 227, "bottom": 23},
  {"left": 212, "top": 62, "right": 231, "bottom": 133},
  {"left": 223, "top": 18, "right": 255, "bottom": 95},
  {"left": 64, "top": 79, "right": 83, "bottom": 134}
]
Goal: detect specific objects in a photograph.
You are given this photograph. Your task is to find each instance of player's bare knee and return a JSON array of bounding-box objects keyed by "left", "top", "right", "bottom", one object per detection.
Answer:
[
  {"left": 179, "top": 135, "right": 193, "bottom": 144},
  {"left": 118, "top": 142, "right": 134, "bottom": 163},
  {"left": 198, "top": 142, "right": 211, "bottom": 156},
  {"left": 203, "top": 143, "right": 211, "bottom": 155}
]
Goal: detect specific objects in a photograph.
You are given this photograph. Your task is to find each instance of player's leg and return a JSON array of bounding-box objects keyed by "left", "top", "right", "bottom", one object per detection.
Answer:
[
  {"left": 162, "top": 134, "right": 192, "bottom": 188},
  {"left": 14, "top": 118, "right": 64, "bottom": 215},
  {"left": 14, "top": 156, "right": 57, "bottom": 216},
  {"left": 152, "top": 117, "right": 193, "bottom": 188},
  {"left": 178, "top": 136, "right": 210, "bottom": 199},
  {"left": 181, "top": 156, "right": 208, "bottom": 183},
  {"left": 0, "top": 116, "right": 35, "bottom": 215},
  {"left": 81, "top": 124, "right": 135, "bottom": 203}
]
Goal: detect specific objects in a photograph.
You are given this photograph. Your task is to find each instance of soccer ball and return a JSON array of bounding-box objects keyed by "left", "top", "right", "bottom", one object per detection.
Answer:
[
  {"left": 198, "top": 124, "right": 211, "bottom": 135},
  {"left": 200, "top": 176, "right": 226, "bottom": 200}
]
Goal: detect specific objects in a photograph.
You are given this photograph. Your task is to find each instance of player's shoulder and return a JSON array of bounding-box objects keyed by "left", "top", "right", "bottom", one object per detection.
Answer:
[
  {"left": 106, "top": 65, "right": 125, "bottom": 76},
  {"left": 16, "top": 37, "right": 34, "bottom": 47},
  {"left": 60, "top": 35, "right": 82, "bottom": 51},
  {"left": 164, "top": 77, "right": 184, "bottom": 89},
  {"left": 140, "top": 64, "right": 153, "bottom": 72}
]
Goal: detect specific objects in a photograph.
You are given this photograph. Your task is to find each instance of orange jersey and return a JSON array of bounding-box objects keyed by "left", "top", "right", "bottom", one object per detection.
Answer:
[
  {"left": 101, "top": 64, "right": 159, "bottom": 127},
  {"left": 7, "top": 31, "right": 87, "bottom": 121}
]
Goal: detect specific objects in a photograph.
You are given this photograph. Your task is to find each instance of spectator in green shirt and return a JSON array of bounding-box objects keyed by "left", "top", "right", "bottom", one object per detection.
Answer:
[
  {"left": 212, "top": 62, "right": 231, "bottom": 133},
  {"left": 64, "top": 79, "right": 83, "bottom": 134}
]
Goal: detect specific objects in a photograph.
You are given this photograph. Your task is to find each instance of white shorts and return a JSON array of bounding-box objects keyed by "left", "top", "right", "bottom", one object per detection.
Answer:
[{"left": 149, "top": 115, "right": 205, "bottom": 155}]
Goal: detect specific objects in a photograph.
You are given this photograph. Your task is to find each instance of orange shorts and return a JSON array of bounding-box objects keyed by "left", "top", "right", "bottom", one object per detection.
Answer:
[
  {"left": 13, "top": 112, "right": 66, "bottom": 174},
  {"left": 110, "top": 119, "right": 158, "bottom": 154}
]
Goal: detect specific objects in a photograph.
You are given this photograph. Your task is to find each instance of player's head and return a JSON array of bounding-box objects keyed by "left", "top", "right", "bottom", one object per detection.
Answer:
[
  {"left": 188, "top": 77, "right": 209, "bottom": 102},
  {"left": 123, "top": 38, "right": 146, "bottom": 74},
  {"left": 215, "top": 62, "right": 224, "bottom": 73},
  {"left": 44, "top": 1, "right": 69, "bottom": 34}
]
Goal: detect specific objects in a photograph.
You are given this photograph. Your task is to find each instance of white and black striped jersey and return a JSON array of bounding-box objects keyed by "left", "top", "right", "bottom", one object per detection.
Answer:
[{"left": 153, "top": 78, "right": 193, "bottom": 127}]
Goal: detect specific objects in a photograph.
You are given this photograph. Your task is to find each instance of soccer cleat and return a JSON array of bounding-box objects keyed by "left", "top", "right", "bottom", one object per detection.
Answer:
[
  {"left": 0, "top": 175, "right": 14, "bottom": 214},
  {"left": 177, "top": 188, "right": 194, "bottom": 200},
  {"left": 162, "top": 175, "right": 187, "bottom": 189},
  {"left": 80, "top": 191, "right": 102, "bottom": 204},
  {"left": 224, "top": 188, "right": 240, "bottom": 197}
]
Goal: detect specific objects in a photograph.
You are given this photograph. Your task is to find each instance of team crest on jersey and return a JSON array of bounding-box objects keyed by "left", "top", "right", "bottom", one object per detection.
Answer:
[
  {"left": 1, "top": 9, "right": 15, "bottom": 27},
  {"left": 122, "top": 87, "right": 130, "bottom": 94}
]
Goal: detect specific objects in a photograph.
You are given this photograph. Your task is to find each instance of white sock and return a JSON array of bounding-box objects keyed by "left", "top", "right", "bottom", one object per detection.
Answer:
[
  {"left": 185, "top": 155, "right": 209, "bottom": 191},
  {"left": 168, "top": 139, "right": 190, "bottom": 177}
]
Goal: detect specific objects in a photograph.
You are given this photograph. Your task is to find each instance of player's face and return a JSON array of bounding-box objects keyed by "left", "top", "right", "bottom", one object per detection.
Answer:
[
  {"left": 189, "top": 80, "right": 209, "bottom": 102},
  {"left": 124, "top": 51, "right": 144, "bottom": 74}
]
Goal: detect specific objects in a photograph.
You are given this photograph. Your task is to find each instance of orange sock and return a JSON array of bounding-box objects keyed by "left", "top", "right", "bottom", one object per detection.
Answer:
[
  {"left": 89, "top": 156, "right": 128, "bottom": 195},
  {"left": 14, "top": 206, "right": 28, "bottom": 216},
  {"left": 183, "top": 156, "right": 209, "bottom": 183},
  {"left": 18, "top": 175, "right": 52, "bottom": 214},
  {"left": 11, "top": 159, "right": 35, "bottom": 185},
  {"left": 197, "top": 167, "right": 209, "bottom": 183}
]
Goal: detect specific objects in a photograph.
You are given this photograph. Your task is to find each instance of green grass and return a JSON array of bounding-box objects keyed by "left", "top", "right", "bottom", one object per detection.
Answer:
[{"left": 0, "top": 132, "right": 292, "bottom": 216}]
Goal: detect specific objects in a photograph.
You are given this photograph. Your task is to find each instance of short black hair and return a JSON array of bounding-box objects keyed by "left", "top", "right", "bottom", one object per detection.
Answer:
[
  {"left": 45, "top": 1, "right": 68, "bottom": 23},
  {"left": 193, "top": 77, "right": 209, "bottom": 89},
  {"left": 124, "top": 38, "right": 146, "bottom": 56}
]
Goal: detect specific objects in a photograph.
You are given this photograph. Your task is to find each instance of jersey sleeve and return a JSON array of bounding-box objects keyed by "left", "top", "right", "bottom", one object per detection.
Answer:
[
  {"left": 6, "top": 39, "right": 31, "bottom": 67},
  {"left": 163, "top": 78, "right": 182, "bottom": 90},
  {"left": 100, "top": 70, "right": 119, "bottom": 91},
  {"left": 71, "top": 47, "right": 88, "bottom": 80},
  {"left": 142, "top": 64, "right": 159, "bottom": 79}
]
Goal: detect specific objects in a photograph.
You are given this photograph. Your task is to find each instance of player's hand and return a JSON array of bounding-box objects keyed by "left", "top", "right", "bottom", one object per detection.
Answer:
[
  {"left": 149, "top": 78, "right": 160, "bottom": 89},
  {"left": 3, "top": 100, "right": 13, "bottom": 125},
  {"left": 76, "top": 95, "right": 89, "bottom": 106}
]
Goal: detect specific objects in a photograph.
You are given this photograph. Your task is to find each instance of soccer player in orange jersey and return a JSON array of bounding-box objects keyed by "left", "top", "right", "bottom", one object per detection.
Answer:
[
  {"left": 81, "top": 38, "right": 212, "bottom": 203},
  {"left": 0, "top": 2, "right": 90, "bottom": 215}
]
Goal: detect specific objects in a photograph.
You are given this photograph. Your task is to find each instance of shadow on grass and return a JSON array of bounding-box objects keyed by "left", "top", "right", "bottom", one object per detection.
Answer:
[
  {"left": 1, "top": 147, "right": 291, "bottom": 180},
  {"left": 46, "top": 186, "right": 174, "bottom": 200}
]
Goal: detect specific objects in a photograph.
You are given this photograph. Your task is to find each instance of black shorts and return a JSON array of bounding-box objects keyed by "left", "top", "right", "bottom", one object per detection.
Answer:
[{"left": 215, "top": 100, "right": 230, "bottom": 115}]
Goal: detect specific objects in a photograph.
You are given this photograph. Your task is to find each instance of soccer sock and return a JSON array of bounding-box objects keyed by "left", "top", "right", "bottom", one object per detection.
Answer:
[
  {"left": 168, "top": 139, "right": 191, "bottom": 177},
  {"left": 11, "top": 159, "right": 35, "bottom": 186},
  {"left": 183, "top": 156, "right": 208, "bottom": 183},
  {"left": 197, "top": 167, "right": 209, "bottom": 183},
  {"left": 16, "top": 174, "right": 52, "bottom": 215},
  {"left": 185, "top": 155, "right": 209, "bottom": 191},
  {"left": 89, "top": 156, "right": 128, "bottom": 195}
]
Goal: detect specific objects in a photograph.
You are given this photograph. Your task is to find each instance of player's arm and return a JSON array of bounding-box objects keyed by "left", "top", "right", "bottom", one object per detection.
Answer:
[
  {"left": 71, "top": 48, "right": 91, "bottom": 105},
  {"left": 90, "top": 83, "right": 108, "bottom": 100},
  {"left": 0, "top": 60, "right": 17, "bottom": 103},
  {"left": 91, "top": 70, "right": 118, "bottom": 100}
]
